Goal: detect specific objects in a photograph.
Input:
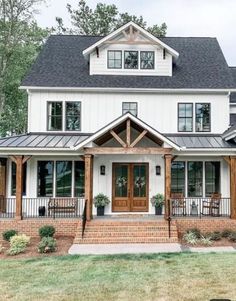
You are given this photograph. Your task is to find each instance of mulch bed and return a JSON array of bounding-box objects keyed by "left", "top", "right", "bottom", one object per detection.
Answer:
[
  {"left": 0, "top": 236, "right": 74, "bottom": 259},
  {"left": 181, "top": 237, "right": 236, "bottom": 248}
]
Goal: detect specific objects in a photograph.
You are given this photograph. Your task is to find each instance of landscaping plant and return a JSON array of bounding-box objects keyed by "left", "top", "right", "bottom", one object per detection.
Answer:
[
  {"left": 39, "top": 225, "right": 56, "bottom": 238},
  {"left": 151, "top": 194, "right": 165, "bottom": 208},
  {"left": 7, "top": 234, "right": 30, "bottom": 256},
  {"left": 206, "top": 231, "right": 221, "bottom": 241},
  {"left": 228, "top": 231, "right": 236, "bottom": 242},
  {"left": 93, "top": 193, "right": 110, "bottom": 208},
  {"left": 38, "top": 237, "right": 57, "bottom": 253},
  {"left": 221, "top": 229, "right": 232, "bottom": 238},
  {"left": 2, "top": 229, "right": 18, "bottom": 242},
  {"left": 200, "top": 235, "right": 213, "bottom": 246},
  {"left": 186, "top": 228, "right": 201, "bottom": 239},
  {"left": 183, "top": 231, "right": 198, "bottom": 245}
]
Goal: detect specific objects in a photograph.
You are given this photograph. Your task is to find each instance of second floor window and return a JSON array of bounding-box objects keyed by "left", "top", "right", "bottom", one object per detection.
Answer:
[
  {"left": 66, "top": 102, "right": 81, "bottom": 131},
  {"left": 196, "top": 103, "right": 210, "bottom": 132},
  {"left": 122, "top": 102, "right": 138, "bottom": 116},
  {"left": 47, "top": 102, "right": 62, "bottom": 131},
  {"left": 124, "top": 51, "right": 138, "bottom": 69},
  {"left": 140, "top": 51, "right": 154, "bottom": 69},
  {"left": 178, "top": 103, "right": 193, "bottom": 132},
  {"left": 108, "top": 51, "right": 122, "bottom": 69}
]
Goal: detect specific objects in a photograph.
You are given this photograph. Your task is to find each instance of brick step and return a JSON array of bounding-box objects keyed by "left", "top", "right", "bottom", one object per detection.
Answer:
[
  {"left": 83, "top": 227, "right": 177, "bottom": 232},
  {"left": 80, "top": 231, "right": 178, "bottom": 238},
  {"left": 74, "top": 237, "right": 179, "bottom": 244},
  {"left": 85, "top": 221, "right": 175, "bottom": 226}
]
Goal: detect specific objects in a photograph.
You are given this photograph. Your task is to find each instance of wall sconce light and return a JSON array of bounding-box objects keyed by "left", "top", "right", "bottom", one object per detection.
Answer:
[
  {"left": 100, "top": 165, "right": 106, "bottom": 175},
  {"left": 156, "top": 165, "right": 161, "bottom": 175}
]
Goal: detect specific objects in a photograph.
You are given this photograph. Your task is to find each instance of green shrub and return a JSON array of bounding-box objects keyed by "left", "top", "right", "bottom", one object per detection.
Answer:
[
  {"left": 7, "top": 234, "right": 30, "bottom": 256},
  {"left": 39, "top": 225, "right": 55, "bottom": 238},
  {"left": 183, "top": 232, "right": 198, "bottom": 245},
  {"left": 206, "top": 231, "right": 221, "bottom": 241},
  {"left": 0, "top": 244, "right": 4, "bottom": 254},
  {"left": 200, "top": 235, "right": 213, "bottom": 246},
  {"left": 186, "top": 228, "right": 201, "bottom": 239},
  {"left": 93, "top": 193, "right": 110, "bottom": 208},
  {"left": 151, "top": 194, "right": 165, "bottom": 208},
  {"left": 3, "top": 230, "right": 18, "bottom": 242},
  {"left": 221, "top": 229, "right": 232, "bottom": 238},
  {"left": 229, "top": 231, "right": 236, "bottom": 242},
  {"left": 38, "top": 237, "right": 57, "bottom": 253}
]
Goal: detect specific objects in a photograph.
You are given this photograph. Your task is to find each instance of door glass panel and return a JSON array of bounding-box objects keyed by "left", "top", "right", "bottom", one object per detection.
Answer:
[
  {"left": 133, "top": 165, "right": 146, "bottom": 197},
  {"left": 115, "top": 165, "right": 128, "bottom": 197}
]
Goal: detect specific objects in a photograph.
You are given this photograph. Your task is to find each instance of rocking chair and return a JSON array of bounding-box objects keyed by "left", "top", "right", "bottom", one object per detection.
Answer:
[
  {"left": 171, "top": 193, "right": 186, "bottom": 216},
  {"left": 202, "top": 193, "right": 221, "bottom": 217}
]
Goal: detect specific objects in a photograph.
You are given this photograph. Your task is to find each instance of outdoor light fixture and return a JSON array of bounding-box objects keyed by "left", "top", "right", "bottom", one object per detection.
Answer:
[
  {"left": 100, "top": 165, "right": 106, "bottom": 175},
  {"left": 156, "top": 165, "right": 161, "bottom": 175}
]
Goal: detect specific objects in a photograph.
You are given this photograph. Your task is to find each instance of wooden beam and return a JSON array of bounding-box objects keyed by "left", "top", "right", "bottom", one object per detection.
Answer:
[
  {"left": 84, "top": 147, "right": 172, "bottom": 155},
  {"left": 122, "top": 30, "right": 129, "bottom": 40},
  {"left": 164, "top": 154, "right": 172, "bottom": 219},
  {"left": 130, "top": 130, "right": 148, "bottom": 148},
  {"left": 9, "top": 155, "right": 18, "bottom": 164},
  {"left": 15, "top": 156, "right": 23, "bottom": 220},
  {"left": 0, "top": 159, "right": 7, "bottom": 213},
  {"left": 223, "top": 156, "right": 231, "bottom": 165},
  {"left": 110, "top": 130, "right": 127, "bottom": 148},
  {"left": 126, "top": 119, "right": 131, "bottom": 147},
  {"left": 230, "top": 156, "right": 236, "bottom": 219},
  {"left": 22, "top": 156, "right": 32, "bottom": 164},
  {"left": 84, "top": 154, "right": 93, "bottom": 221},
  {"left": 171, "top": 155, "right": 178, "bottom": 162}
]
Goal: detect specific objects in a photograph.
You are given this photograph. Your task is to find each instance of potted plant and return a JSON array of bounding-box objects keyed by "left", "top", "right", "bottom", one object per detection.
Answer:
[
  {"left": 151, "top": 193, "right": 164, "bottom": 215},
  {"left": 93, "top": 193, "right": 110, "bottom": 216}
]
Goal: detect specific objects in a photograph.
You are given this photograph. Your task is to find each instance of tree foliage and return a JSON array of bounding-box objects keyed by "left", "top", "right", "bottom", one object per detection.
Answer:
[{"left": 56, "top": 0, "right": 167, "bottom": 37}]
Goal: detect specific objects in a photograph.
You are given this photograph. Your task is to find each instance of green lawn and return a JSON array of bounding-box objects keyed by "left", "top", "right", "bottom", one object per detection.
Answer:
[{"left": 0, "top": 253, "right": 236, "bottom": 301}]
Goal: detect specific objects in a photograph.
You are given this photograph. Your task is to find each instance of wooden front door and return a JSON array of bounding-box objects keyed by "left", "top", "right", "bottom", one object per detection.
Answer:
[{"left": 112, "top": 163, "right": 149, "bottom": 212}]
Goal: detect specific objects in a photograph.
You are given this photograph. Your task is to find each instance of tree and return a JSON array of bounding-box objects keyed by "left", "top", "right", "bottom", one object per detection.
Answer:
[
  {"left": 56, "top": 0, "right": 167, "bottom": 37},
  {"left": 0, "top": 0, "right": 49, "bottom": 136}
]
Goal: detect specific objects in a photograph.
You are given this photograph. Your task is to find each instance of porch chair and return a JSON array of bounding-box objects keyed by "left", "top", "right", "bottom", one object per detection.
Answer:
[
  {"left": 201, "top": 193, "right": 222, "bottom": 217},
  {"left": 171, "top": 193, "right": 186, "bottom": 216}
]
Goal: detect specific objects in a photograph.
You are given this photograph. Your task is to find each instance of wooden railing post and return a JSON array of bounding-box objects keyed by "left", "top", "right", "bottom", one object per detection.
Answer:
[
  {"left": 164, "top": 154, "right": 172, "bottom": 219},
  {"left": 230, "top": 156, "right": 236, "bottom": 219},
  {"left": 0, "top": 158, "right": 7, "bottom": 212},
  {"left": 84, "top": 154, "right": 93, "bottom": 221}
]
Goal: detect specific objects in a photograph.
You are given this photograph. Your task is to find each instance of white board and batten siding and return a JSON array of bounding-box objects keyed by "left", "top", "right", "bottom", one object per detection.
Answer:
[{"left": 28, "top": 91, "right": 229, "bottom": 134}]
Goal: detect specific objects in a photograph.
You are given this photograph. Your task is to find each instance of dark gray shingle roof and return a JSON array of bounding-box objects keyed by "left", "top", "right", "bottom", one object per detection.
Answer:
[
  {"left": 230, "top": 67, "right": 236, "bottom": 103},
  {"left": 22, "top": 35, "right": 235, "bottom": 89}
]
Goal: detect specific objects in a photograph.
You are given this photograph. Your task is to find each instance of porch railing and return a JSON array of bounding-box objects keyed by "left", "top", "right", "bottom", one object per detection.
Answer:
[
  {"left": 170, "top": 197, "right": 231, "bottom": 218},
  {"left": 0, "top": 197, "right": 16, "bottom": 218}
]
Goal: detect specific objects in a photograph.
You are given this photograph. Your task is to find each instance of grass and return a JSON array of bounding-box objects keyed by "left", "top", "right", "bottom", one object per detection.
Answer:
[{"left": 0, "top": 253, "right": 236, "bottom": 301}]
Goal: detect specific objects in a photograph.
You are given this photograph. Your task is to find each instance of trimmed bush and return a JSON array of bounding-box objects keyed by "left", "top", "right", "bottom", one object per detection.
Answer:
[
  {"left": 229, "top": 231, "right": 236, "bottom": 242},
  {"left": 3, "top": 230, "right": 18, "bottom": 242},
  {"left": 186, "top": 228, "right": 201, "bottom": 239},
  {"left": 39, "top": 225, "right": 55, "bottom": 238},
  {"left": 221, "top": 229, "right": 232, "bottom": 238},
  {"left": 7, "top": 234, "right": 30, "bottom": 256},
  {"left": 38, "top": 237, "right": 57, "bottom": 253}
]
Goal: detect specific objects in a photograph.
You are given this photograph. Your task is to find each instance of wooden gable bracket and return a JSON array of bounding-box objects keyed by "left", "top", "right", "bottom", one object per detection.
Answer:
[
  {"left": 171, "top": 155, "right": 178, "bottom": 162},
  {"left": 223, "top": 156, "right": 231, "bottom": 165},
  {"left": 9, "top": 155, "right": 32, "bottom": 165},
  {"left": 110, "top": 130, "right": 127, "bottom": 148},
  {"left": 130, "top": 130, "right": 148, "bottom": 148}
]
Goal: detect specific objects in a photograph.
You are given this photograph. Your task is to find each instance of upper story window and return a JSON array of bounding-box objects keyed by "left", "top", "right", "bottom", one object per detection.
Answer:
[
  {"left": 66, "top": 102, "right": 81, "bottom": 131},
  {"left": 124, "top": 51, "right": 138, "bottom": 69},
  {"left": 178, "top": 103, "right": 193, "bottom": 132},
  {"left": 196, "top": 103, "right": 211, "bottom": 132},
  {"left": 47, "top": 102, "right": 62, "bottom": 131},
  {"left": 140, "top": 51, "right": 154, "bottom": 69},
  {"left": 107, "top": 51, "right": 122, "bottom": 69},
  {"left": 122, "top": 102, "right": 138, "bottom": 116}
]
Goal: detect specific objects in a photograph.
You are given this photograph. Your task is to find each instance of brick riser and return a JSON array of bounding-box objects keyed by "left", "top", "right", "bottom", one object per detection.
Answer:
[{"left": 74, "top": 220, "right": 179, "bottom": 244}]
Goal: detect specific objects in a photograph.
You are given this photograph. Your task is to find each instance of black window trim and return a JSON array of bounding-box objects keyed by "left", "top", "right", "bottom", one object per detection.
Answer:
[
  {"left": 187, "top": 161, "right": 203, "bottom": 197},
  {"left": 195, "top": 102, "right": 211, "bottom": 132},
  {"left": 37, "top": 160, "right": 54, "bottom": 197},
  {"left": 140, "top": 51, "right": 155, "bottom": 70},
  {"left": 65, "top": 101, "right": 82, "bottom": 132},
  {"left": 107, "top": 50, "right": 122, "bottom": 69},
  {"left": 178, "top": 103, "right": 193, "bottom": 133},
  {"left": 124, "top": 50, "right": 139, "bottom": 69},
  {"left": 122, "top": 102, "right": 138, "bottom": 117},
  {"left": 47, "top": 101, "right": 63, "bottom": 132},
  {"left": 171, "top": 161, "right": 186, "bottom": 197},
  {"left": 205, "top": 161, "right": 221, "bottom": 197}
]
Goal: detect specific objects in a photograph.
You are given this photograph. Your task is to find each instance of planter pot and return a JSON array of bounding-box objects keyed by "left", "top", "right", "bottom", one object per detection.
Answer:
[
  {"left": 38, "top": 206, "right": 46, "bottom": 217},
  {"left": 97, "top": 206, "right": 105, "bottom": 216},
  {"left": 155, "top": 206, "right": 163, "bottom": 215}
]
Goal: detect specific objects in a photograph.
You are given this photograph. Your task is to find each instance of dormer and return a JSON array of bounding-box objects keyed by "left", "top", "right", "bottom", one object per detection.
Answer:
[{"left": 83, "top": 21, "right": 179, "bottom": 77}]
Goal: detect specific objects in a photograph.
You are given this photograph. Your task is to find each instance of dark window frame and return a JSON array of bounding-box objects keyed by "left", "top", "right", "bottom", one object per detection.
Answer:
[
  {"left": 195, "top": 103, "right": 211, "bottom": 132},
  {"left": 187, "top": 161, "right": 203, "bottom": 197},
  {"left": 74, "top": 161, "right": 85, "bottom": 197},
  {"left": 171, "top": 161, "right": 186, "bottom": 196},
  {"left": 47, "top": 101, "right": 63, "bottom": 131},
  {"left": 65, "top": 101, "right": 81, "bottom": 131},
  {"left": 11, "top": 162, "right": 27, "bottom": 196},
  {"left": 37, "top": 161, "right": 54, "bottom": 197},
  {"left": 55, "top": 161, "right": 72, "bottom": 197},
  {"left": 205, "top": 161, "right": 221, "bottom": 197},
  {"left": 122, "top": 102, "right": 138, "bottom": 117},
  {"left": 140, "top": 51, "right": 155, "bottom": 70},
  {"left": 124, "top": 51, "right": 139, "bottom": 69},
  {"left": 178, "top": 103, "right": 193, "bottom": 132},
  {"left": 107, "top": 50, "right": 122, "bottom": 69}
]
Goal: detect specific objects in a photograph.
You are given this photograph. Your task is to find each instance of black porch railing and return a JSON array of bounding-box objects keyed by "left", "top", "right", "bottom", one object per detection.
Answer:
[
  {"left": 82, "top": 200, "right": 87, "bottom": 238},
  {"left": 170, "top": 197, "right": 231, "bottom": 218},
  {"left": 0, "top": 197, "right": 15, "bottom": 218},
  {"left": 22, "top": 197, "right": 85, "bottom": 219}
]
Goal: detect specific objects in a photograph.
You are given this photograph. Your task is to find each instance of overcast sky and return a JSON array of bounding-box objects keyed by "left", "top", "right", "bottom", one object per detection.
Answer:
[{"left": 35, "top": 0, "right": 236, "bottom": 65}]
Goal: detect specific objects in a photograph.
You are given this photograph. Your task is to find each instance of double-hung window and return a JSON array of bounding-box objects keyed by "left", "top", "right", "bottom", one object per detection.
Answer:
[
  {"left": 66, "top": 102, "right": 81, "bottom": 131},
  {"left": 122, "top": 102, "right": 138, "bottom": 116},
  {"left": 37, "top": 161, "right": 54, "bottom": 197},
  {"left": 171, "top": 162, "right": 185, "bottom": 196},
  {"left": 205, "top": 162, "right": 220, "bottom": 196},
  {"left": 196, "top": 103, "right": 211, "bottom": 132},
  {"left": 47, "top": 102, "right": 63, "bottom": 131},
  {"left": 108, "top": 51, "right": 122, "bottom": 69},
  {"left": 178, "top": 103, "right": 193, "bottom": 132},
  {"left": 188, "top": 162, "right": 203, "bottom": 197}
]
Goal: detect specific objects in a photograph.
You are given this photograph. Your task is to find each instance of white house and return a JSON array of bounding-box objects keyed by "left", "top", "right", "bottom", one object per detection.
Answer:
[{"left": 1, "top": 21, "right": 236, "bottom": 224}]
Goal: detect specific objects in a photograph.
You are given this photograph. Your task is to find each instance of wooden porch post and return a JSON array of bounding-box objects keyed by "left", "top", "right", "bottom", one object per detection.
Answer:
[
  {"left": 230, "top": 156, "right": 236, "bottom": 219},
  {"left": 0, "top": 158, "right": 7, "bottom": 212},
  {"left": 164, "top": 154, "right": 172, "bottom": 219},
  {"left": 85, "top": 154, "right": 93, "bottom": 221}
]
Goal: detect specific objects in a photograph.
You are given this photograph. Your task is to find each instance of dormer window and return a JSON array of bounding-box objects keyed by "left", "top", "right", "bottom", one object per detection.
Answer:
[
  {"left": 66, "top": 102, "right": 81, "bottom": 131},
  {"left": 108, "top": 51, "right": 122, "bottom": 69},
  {"left": 140, "top": 51, "right": 154, "bottom": 69},
  {"left": 47, "top": 102, "right": 63, "bottom": 131},
  {"left": 124, "top": 51, "right": 138, "bottom": 69}
]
